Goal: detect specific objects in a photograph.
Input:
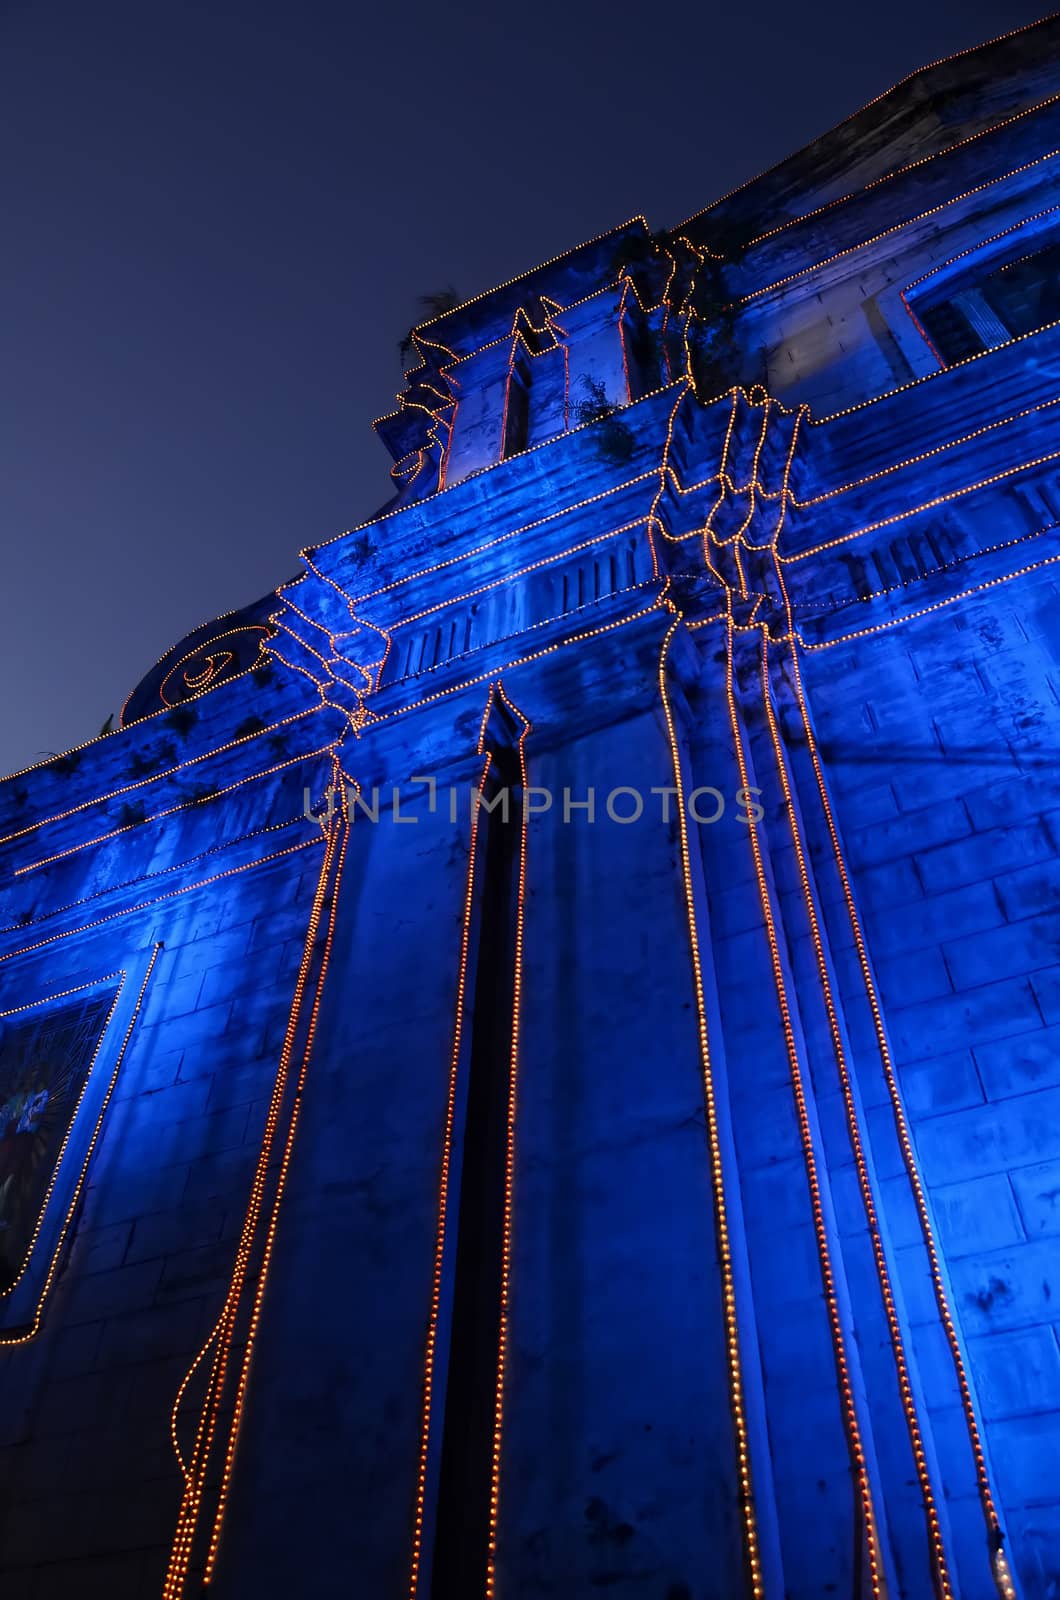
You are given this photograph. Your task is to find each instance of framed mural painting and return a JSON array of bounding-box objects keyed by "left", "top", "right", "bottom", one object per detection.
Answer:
[{"left": 0, "top": 944, "right": 159, "bottom": 1340}]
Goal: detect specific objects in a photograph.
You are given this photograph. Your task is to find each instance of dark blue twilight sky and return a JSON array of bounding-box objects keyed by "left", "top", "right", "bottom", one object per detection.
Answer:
[{"left": 0, "top": 0, "right": 1048, "bottom": 774}]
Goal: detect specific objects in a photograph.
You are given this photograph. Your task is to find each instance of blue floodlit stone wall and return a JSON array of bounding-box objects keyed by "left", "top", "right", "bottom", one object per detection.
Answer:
[{"left": 1, "top": 15, "right": 1059, "bottom": 1599}]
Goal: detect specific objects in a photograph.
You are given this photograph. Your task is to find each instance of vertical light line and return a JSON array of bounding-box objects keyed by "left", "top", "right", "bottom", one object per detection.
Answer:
[
  {"left": 164, "top": 818, "right": 338, "bottom": 1600},
  {"left": 202, "top": 782, "right": 350, "bottom": 1581},
  {"left": 618, "top": 278, "right": 633, "bottom": 402},
  {"left": 658, "top": 612, "right": 764, "bottom": 1599},
  {"left": 500, "top": 341, "right": 518, "bottom": 459},
  {"left": 899, "top": 288, "right": 948, "bottom": 368},
  {"left": 408, "top": 729, "right": 496, "bottom": 1599},
  {"left": 646, "top": 384, "right": 692, "bottom": 581},
  {"left": 722, "top": 604, "right": 884, "bottom": 1597},
  {"left": 439, "top": 403, "right": 457, "bottom": 491},
  {"left": 774, "top": 568, "right": 1018, "bottom": 1600},
  {"left": 484, "top": 681, "right": 531, "bottom": 1599},
  {"left": 757, "top": 626, "right": 953, "bottom": 1599}
]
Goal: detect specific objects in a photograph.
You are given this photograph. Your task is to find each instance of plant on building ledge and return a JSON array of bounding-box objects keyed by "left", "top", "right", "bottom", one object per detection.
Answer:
[
  {"left": 684, "top": 256, "right": 741, "bottom": 402},
  {"left": 350, "top": 532, "right": 377, "bottom": 564},
  {"left": 128, "top": 740, "right": 178, "bottom": 780},
  {"left": 609, "top": 226, "right": 676, "bottom": 279},
  {"left": 573, "top": 377, "right": 635, "bottom": 465},
  {"left": 164, "top": 705, "right": 199, "bottom": 737},
  {"left": 687, "top": 318, "right": 740, "bottom": 403},
  {"left": 44, "top": 749, "right": 83, "bottom": 778},
  {"left": 399, "top": 287, "right": 462, "bottom": 361},
  {"left": 609, "top": 225, "right": 750, "bottom": 401},
  {"left": 183, "top": 781, "right": 220, "bottom": 806}
]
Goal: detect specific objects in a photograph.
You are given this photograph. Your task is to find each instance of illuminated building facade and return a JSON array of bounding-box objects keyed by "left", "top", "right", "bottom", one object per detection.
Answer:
[{"left": 2, "top": 15, "right": 1060, "bottom": 1598}]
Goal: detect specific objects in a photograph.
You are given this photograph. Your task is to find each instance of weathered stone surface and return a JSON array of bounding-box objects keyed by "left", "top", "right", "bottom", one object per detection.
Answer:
[{"left": 3, "top": 15, "right": 1060, "bottom": 1598}]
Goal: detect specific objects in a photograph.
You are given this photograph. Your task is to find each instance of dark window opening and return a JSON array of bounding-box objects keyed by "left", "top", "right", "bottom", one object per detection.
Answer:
[
  {"left": 503, "top": 360, "right": 531, "bottom": 458},
  {"left": 625, "top": 314, "right": 664, "bottom": 401},
  {"left": 916, "top": 238, "right": 1060, "bottom": 365},
  {"left": 431, "top": 747, "right": 521, "bottom": 1600}
]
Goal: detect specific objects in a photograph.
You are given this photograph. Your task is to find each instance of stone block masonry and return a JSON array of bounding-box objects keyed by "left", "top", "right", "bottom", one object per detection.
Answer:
[{"left": 3, "top": 14, "right": 1060, "bottom": 1599}]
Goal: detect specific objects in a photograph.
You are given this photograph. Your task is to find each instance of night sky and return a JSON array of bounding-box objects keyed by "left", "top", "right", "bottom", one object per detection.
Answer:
[{"left": 0, "top": 0, "right": 1048, "bottom": 776}]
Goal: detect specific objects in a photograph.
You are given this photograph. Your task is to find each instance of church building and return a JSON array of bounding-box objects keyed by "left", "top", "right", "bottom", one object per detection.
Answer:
[{"left": 1, "top": 15, "right": 1059, "bottom": 1597}]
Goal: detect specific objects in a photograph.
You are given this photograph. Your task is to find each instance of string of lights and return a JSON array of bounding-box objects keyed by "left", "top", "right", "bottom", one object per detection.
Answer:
[
  {"left": 796, "top": 545, "right": 1060, "bottom": 653},
  {"left": 484, "top": 681, "right": 531, "bottom": 1600},
  {"left": 345, "top": 471, "right": 658, "bottom": 606},
  {"left": 277, "top": 168, "right": 1060, "bottom": 682},
  {"left": 744, "top": 92, "right": 1060, "bottom": 251},
  {"left": 6, "top": 78, "right": 1056, "bottom": 1596},
  {"left": 408, "top": 736, "right": 496, "bottom": 1600},
  {"left": 756, "top": 627, "right": 954, "bottom": 1599},
  {"left": 658, "top": 608, "right": 764, "bottom": 1599},
  {"left": 674, "top": 13, "right": 1055, "bottom": 231},
  {"left": 814, "top": 312, "right": 1060, "bottom": 425},
  {"left": 794, "top": 394, "right": 1060, "bottom": 508},
  {"left": 164, "top": 777, "right": 344, "bottom": 1597},
  {"left": 736, "top": 147, "right": 1060, "bottom": 306},
  {"left": 721, "top": 606, "right": 884, "bottom": 1595},
  {"left": 377, "top": 589, "right": 663, "bottom": 726},
  {"left": 395, "top": 217, "right": 647, "bottom": 358},
  {"left": 155, "top": 628, "right": 270, "bottom": 710},
  {"left": 639, "top": 348, "right": 1027, "bottom": 1593},
  {"left": 202, "top": 778, "right": 351, "bottom": 1584},
  {"left": 0, "top": 707, "right": 326, "bottom": 851},
  {"left": 0, "top": 835, "right": 323, "bottom": 968},
  {"left": 13, "top": 744, "right": 337, "bottom": 879},
  {"left": 385, "top": 518, "right": 653, "bottom": 635},
  {"left": 899, "top": 202, "right": 1060, "bottom": 352},
  {"left": 792, "top": 514, "right": 1060, "bottom": 617},
  {"left": 3, "top": 811, "right": 313, "bottom": 940},
  {"left": 778, "top": 443, "right": 1060, "bottom": 562},
  {"left": 771, "top": 562, "right": 1018, "bottom": 1600},
  {"left": 321, "top": 354, "right": 1060, "bottom": 707}
]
